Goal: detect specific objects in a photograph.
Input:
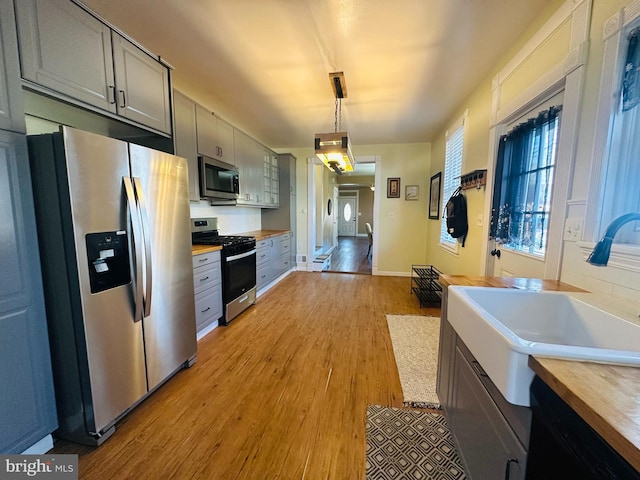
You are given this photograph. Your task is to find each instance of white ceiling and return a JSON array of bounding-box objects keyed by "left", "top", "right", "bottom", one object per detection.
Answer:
[{"left": 81, "top": 0, "right": 555, "bottom": 149}]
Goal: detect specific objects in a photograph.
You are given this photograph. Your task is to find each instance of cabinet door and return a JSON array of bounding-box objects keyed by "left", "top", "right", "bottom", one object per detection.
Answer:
[
  {"left": 195, "top": 104, "right": 218, "bottom": 158},
  {"left": 436, "top": 292, "right": 457, "bottom": 414},
  {"left": 215, "top": 116, "right": 235, "bottom": 164},
  {"left": 451, "top": 344, "right": 527, "bottom": 480},
  {"left": 233, "top": 129, "right": 250, "bottom": 203},
  {"left": 270, "top": 152, "right": 280, "bottom": 207},
  {"left": 0, "top": 0, "right": 25, "bottom": 133},
  {"left": 15, "top": 0, "right": 115, "bottom": 113},
  {"left": 112, "top": 32, "right": 171, "bottom": 134},
  {"left": 173, "top": 90, "right": 199, "bottom": 201},
  {"left": 0, "top": 131, "right": 57, "bottom": 453}
]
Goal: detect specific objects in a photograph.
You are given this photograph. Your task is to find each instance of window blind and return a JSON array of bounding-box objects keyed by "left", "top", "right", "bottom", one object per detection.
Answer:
[{"left": 440, "top": 123, "right": 464, "bottom": 246}]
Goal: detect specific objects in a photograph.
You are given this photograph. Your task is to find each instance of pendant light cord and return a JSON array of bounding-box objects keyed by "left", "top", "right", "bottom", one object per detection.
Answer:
[{"left": 334, "top": 97, "right": 342, "bottom": 133}]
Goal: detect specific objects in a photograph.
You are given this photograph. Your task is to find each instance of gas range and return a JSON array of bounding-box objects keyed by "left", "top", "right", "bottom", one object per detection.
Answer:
[
  {"left": 191, "top": 219, "right": 256, "bottom": 256},
  {"left": 190, "top": 217, "right": 257, "bottom": 325}
]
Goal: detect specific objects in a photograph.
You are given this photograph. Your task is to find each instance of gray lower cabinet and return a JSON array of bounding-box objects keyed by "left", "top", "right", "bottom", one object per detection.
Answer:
[
  {"left": 256, "top": 233, "right": 292, "bottom": 291},
  {"left": 436, "top": 287, "right": 456, "bottom": 409},
  {"left": 450, "top": 338, "right": 528, "bottom": 480},
  {"left": 193, "top": 251, "right": 223, "bottom": 334},
  {"left": 256, "top": 239, "right": 272, "bottom": 290},
  {"left": 274, "top": 233, "right": 292, "bottom": 276},
  {"left": 438, "top": 286, "right": 530, "bottom": 480},
  {"left": 15, "top": 0, "right": 171, "bottom": 134},
  {"left": 0, "top": 129, "right": 57, "bottom": 453}
]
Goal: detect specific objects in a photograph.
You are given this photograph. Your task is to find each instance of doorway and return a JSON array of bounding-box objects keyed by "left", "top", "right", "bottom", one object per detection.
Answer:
[{"left": 307, "top": 157, "right": 379, "bottom": 275}]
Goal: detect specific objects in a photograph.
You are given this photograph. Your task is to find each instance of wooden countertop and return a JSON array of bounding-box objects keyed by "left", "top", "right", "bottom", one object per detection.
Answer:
[
  {"left": 439, "top": 274, "right": 584, "bottom": 291},
  {"left": 236, "top": 229, "right": 290, "bottom": 241},
  {"left": 441, "top": 274, "right": 640, "bottom": 471},
  {"left": 191, "top": 244, "right": 222, "bottom": 256}
]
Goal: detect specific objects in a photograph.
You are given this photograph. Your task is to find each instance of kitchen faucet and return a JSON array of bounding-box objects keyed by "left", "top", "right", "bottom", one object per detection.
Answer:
[{"left": 587, "top": 212, "right": 640, "bottom": 266}]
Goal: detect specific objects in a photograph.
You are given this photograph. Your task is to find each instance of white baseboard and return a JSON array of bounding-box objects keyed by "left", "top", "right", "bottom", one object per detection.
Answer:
[
  {"left": 374, "top": 270, "right": 412, "bottom": 277},
  {"left": 196, "top": 320, "right": 219, "bottom": 341},
  {"left": 257, "top": 268, "right": 294, "bottom": 297}
]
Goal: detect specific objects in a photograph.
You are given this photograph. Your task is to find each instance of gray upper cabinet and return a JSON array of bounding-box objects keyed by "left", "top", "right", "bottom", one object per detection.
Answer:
[
  {"left": 173, "top": 89, "right": 279, "bottom": 206},
  {"left": 173, "top": 90, "right": 199, "bottom": 202},
  {"left": 15, "top": 0, "right": 171, "bottom": 134},
  {"left": 0, "top": 130, "right": 57, "bottom": 453},
  {"left": 234, "top": 129, "right": 260, "bottom": 205},
  {"left": 195, "top": 104, "right": 235, "bottom": 164},
  {"left": 0, "top": 0, "right": 25, "bottom": 133},
  {"left": 111, "top": 32, "right": 171, "bottom": 134}
]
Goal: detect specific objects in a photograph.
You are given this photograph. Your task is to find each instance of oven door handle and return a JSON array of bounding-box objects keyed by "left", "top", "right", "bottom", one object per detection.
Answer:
[{"left": 226, "top": 249, "right": 257, "bottom": 262}]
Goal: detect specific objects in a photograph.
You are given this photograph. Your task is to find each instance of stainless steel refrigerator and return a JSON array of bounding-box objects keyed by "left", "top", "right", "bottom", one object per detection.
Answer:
[{"left": 28, "top": 126, "right": 196, "bottom": 446}]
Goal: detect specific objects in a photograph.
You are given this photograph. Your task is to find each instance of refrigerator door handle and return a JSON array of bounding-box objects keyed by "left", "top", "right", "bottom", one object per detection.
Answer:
[
  {"left": 133, "top": 177, "right": 153, "bottom": 317},
  {"left": 123, "top": 176, "right": 144, "bottom": 322}
]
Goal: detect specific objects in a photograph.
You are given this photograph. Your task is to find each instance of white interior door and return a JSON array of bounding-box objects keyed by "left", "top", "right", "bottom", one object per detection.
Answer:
[{"left": 338, "top": 197, "right": 356, "bottom": 236}]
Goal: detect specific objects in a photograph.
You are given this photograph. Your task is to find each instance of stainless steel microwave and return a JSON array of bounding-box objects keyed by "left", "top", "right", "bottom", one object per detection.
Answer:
[{"left": 199, "top": 155, "right": 239, "bottom": 200}]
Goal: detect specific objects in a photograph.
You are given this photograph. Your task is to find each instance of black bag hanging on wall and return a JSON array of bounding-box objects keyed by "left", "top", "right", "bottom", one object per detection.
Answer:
[{"left": 444, "top": 187, "right": 468, "bottom": 247}]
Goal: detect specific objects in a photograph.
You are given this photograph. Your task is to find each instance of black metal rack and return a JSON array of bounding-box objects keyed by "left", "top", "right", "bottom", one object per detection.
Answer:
[{"left": 410, "top": 264, "right": 443, "bottom": 307}]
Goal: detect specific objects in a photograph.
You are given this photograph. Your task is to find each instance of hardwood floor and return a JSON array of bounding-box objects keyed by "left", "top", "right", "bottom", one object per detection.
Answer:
[
  {"left": 327, "top": 236, "right": 372, "bottom": 274},
  {"left": 52, "top": 272, "right": 438, "bottom": 479}
]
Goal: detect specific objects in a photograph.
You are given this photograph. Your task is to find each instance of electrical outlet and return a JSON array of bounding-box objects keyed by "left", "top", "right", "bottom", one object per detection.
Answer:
[{"left": 564, "top": 217, "right": 583, "bottom": 241}]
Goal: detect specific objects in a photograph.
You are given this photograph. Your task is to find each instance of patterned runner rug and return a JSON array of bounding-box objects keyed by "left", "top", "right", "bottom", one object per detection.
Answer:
[
  {"left": 386, "top": 315, "right": 441, "bottom": 409},
  {"left": 365, "top": 405, "right": 467, "bottom": 479}
]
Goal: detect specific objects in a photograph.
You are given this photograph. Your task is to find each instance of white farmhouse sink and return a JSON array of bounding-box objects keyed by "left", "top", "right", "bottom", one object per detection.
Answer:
[{"left": 447, "top": 286, "right": 640, "bottom": 407}]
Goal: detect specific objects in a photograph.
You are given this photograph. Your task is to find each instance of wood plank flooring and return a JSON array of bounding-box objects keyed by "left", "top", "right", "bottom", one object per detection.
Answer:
[
  {"left": 52, "top": 272, "right": 439, "bottom": 479},
  {"left": 327, "top": 236, "right": 372, "bottom": 274}
]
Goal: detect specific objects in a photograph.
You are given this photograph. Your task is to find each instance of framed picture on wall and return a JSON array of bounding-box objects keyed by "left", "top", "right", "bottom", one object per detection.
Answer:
[
  {"left": 429, "top": 172, "right": 441, "bottom": 219},
  {"left": 387, "top": 177, "right": 400, "bottom": 198},
  {"left": 405, "top": 185, "right": 419, "bottom": 200}
]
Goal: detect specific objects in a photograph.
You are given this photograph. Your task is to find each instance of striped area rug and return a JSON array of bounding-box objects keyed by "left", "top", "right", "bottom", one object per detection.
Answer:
[
  {"left": 365, "top": 405, "right": 467, "bottom": 479},
  {"left": 386, "top": 315, "right": 441, "bottom": 409}
]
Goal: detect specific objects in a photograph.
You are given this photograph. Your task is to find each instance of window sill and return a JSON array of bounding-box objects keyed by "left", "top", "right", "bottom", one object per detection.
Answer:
[
  {"left": 577, "top": 241, "right": 640, "bottom": 273},
  {"left": 439, "top": 241, "right": 459, "bottom": 255}
]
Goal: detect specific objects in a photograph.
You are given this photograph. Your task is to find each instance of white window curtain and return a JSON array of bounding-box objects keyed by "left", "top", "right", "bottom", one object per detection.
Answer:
[
  {"left": 440, "top": 116, "right": 465, "bottom": 249},
  {"left": 599, "top": 25, "right": 640, "bottom": 244}
]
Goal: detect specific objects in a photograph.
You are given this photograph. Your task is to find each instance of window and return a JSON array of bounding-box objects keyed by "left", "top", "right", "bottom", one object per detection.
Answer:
[
  {"left": 490, "top": 106, "right": 561, "bottom": 256},
  {"left": 439, "top": 114, "right": 466, "bottom": 251},
  {"left": 598, "top": 24, "right": 640, "bottom": 245}
]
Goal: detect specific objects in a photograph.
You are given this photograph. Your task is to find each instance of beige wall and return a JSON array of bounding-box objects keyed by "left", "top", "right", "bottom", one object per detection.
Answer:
[
  {"left": 427, "top": 76, "right": 494, "bottom": 276},
  {"left": 425, "top": 0, "right": 640, "bottom": 312},
  {"left": 284, "top": 143, "right": 430, "bottom": 274}
]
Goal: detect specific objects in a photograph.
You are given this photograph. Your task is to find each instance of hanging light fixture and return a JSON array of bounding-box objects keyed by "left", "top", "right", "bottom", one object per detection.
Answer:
[{"left": 315, "top": 72, "right": 355, "bottom": 175}]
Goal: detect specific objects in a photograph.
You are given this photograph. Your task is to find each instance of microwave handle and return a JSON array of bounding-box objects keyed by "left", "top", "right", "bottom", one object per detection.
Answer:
[{"left": 234, "top": 174, "right": 240, "bottom": 195}]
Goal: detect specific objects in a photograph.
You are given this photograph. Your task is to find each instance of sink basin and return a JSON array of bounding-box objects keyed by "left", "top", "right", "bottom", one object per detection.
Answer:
[{"left": 447, "top": 286, "right": 640, "bottom": 406}]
